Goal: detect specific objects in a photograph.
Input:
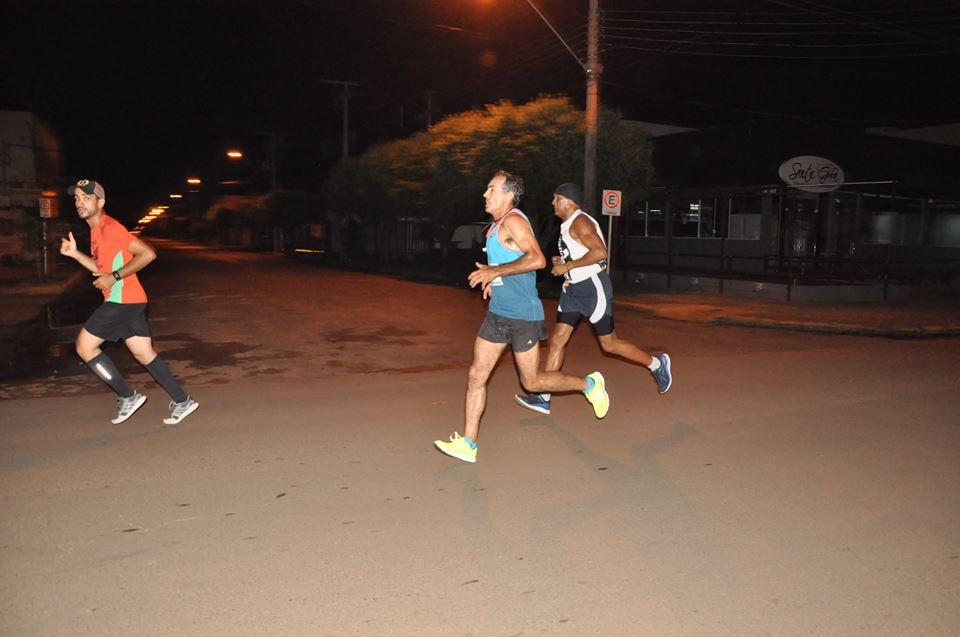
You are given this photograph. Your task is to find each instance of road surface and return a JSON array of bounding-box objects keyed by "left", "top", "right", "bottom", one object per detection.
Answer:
[{"left": 1, "top": 241, "right": 958, "bottom": 636}]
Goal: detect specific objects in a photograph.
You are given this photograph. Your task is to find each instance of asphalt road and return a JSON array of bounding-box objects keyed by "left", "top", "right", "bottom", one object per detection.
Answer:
[{"left": 1, "top": 241, "right": 958, "bottom": 636}]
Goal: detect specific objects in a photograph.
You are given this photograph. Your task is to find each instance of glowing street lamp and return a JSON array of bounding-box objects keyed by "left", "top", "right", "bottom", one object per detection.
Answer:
[{"left": 226, "top": 149, "right": 243, "bottom": 159}]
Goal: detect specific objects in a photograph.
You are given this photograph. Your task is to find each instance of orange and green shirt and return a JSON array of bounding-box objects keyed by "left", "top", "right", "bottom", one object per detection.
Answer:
[{"left": 90, "top": 214, "right": 148, "bottom": 303}]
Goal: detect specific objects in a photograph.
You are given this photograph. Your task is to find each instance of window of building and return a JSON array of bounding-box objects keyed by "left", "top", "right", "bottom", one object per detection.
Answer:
[
  {"left": 698, "top": 197, "right": 720, "bottom": 238},
  {"left": 629, "top": 201, "right": 665, "bottom": 237},
  {"left": 897, "top": 197, "right": 924, "bottom": 246},
  {"left": 929, "top": 200, "right": 960, "bottom": 248},
  {"left": 860, "top": 193, "right": 892, "bottom": 244},
  {"left": 727, "top": 195, "right": 761, "bottom": 240},
  {"left": 673, "top": 200, "right": 701, "bottom": 237},
  {"left": 860, "top": 194, "right": 923, "bottom": 245},
  {"left": 632, "top": 198, "right": 723, "bottom": 238},
  {"left": 833, "top": 191, "right": 859, "bottom": 254}
]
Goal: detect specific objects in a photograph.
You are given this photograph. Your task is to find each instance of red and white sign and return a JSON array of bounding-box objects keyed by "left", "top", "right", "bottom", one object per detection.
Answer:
[
  {"left": 601, "top": 189, "right": 621, "bottom": 216},
  {"left": 39, "top": 197, "right": 58, "bottom": 219}
]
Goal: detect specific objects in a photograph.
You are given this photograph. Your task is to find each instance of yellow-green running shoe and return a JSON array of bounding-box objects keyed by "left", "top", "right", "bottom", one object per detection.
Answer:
[
  {"left": 434, "top": 432, "right": 477, "bottom": 463},
  {"left": 584, "top": 371, "right": 609, "bottom": 418}
]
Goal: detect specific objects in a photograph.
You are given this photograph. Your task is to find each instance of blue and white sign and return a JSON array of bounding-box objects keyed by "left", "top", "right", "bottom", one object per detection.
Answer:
[{"left": 778, "top": 155, "right": 845, "bottom": 193}]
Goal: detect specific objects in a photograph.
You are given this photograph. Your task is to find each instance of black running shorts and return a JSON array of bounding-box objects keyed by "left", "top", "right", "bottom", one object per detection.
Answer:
[
  {"left": 477, "top": 312, "right": 547, "bottom": 353},
  {"left": 84, "top": 302, "right": 151, "bottom": 342},
  {"left": 557, "top": 274, "right": 615, "bottom": 336}
]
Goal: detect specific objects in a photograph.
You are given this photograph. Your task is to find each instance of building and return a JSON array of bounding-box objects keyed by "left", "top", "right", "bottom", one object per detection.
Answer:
[
  {"left": 621, "top": 119, "right": 960, "bottom": 298},
  {"left": 0, "top": 111, "right": 64, "bottom": 263}
]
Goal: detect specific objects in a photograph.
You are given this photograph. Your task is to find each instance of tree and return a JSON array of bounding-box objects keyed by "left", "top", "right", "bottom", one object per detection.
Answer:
[{"left": 323, "top": 95, "right": 653, "bottom": 259}]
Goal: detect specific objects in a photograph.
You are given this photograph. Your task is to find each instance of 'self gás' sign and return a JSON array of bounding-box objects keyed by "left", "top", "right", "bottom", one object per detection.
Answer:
[{"left": 778, "top": 155, "right": 845, "bottom": 193}]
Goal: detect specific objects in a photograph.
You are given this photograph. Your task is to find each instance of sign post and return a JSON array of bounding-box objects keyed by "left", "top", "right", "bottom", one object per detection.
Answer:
[
  {"left": 601, "top": 189, "right": 621, "bottom": 274},
  {"left": 38, "top": 197, "right": 59, "bottom": 280}
]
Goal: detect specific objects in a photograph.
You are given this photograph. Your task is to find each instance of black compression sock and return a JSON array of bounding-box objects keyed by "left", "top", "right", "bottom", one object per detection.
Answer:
[
  {"left": 86, "top": 353, "right": 134, "bottom": 397},
  {"left": 145, "top": 356, "right": 188, "bottom": 403}
]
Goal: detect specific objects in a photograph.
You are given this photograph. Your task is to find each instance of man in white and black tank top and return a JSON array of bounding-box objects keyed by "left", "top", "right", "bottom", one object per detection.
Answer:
[{"left": 514, "top": 183, "right": 673, "bottom": 416}]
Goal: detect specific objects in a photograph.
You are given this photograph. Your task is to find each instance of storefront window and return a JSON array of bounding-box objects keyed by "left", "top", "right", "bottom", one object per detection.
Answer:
[
  {"left": 833, "top": 191, "right": 859, "bottom": 254},
  {"left": 861, "top": 194, "right": 923, "bottom": 245},
  {"left": 897, "top": 198, "right": 923, "bottom": 245},
  {"left": 860, "top": 193, "right": 891, "bottom": 244},
  {"left": 629, "top": 201, "right": 665, "bottom": 237},
  {"left": 673, "top": 200, "right": 701, "bottom": 237},
  {"left": 698, "top": 197, "right": 720, "bottom": 238},
  {"left": 727, "top": 195, "right": 761, "bottom": 240},
  {"left": 930, "top": 200, "right": 960, "bottom": 248}
]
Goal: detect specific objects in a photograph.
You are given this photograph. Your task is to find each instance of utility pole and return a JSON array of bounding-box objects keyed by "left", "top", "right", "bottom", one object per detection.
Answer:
[
  {"left": 260, "top": 131, "right": 282, "bottom": 190},
  {"left": 426, "top": 90, "right": 435, "bottom": 129},
  {"left": 319, "top": 79, "right": 360, "bottom": 158},
  {"left": 524, "top": 0, "right": 601, "bottom": 213},
  {"left": 583, "top": 0, "right": 601, "bottom": 214}
]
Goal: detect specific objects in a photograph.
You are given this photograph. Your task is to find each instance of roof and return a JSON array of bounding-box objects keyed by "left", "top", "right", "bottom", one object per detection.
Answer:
[{"left": 867, "top": 124, "right": 960, "bottom": 147}]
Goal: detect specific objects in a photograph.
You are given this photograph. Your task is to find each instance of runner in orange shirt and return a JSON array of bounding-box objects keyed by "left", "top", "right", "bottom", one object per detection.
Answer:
[{"left": 60, "top": 179, "right": 199, "bottom": 425}]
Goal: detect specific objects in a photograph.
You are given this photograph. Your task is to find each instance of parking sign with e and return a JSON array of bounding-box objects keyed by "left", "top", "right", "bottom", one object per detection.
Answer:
[
  {"left": 39, "top": 197, "right": 55, "bottom": 219},
  {"left": 602, "top": 189, "right": 621, "bottom": 216}
]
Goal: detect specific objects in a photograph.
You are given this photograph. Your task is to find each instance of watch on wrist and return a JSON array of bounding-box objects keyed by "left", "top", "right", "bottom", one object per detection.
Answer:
[{"left": 112, "top": 270, "right": 122, "bottom": 281}]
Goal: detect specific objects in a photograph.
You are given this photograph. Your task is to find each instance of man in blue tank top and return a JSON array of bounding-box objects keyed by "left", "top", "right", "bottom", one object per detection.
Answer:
[
  {"left": 514, "top": 183, "right": 672, "bottom": 417},
  {"left": 434, "top": 171, "right": 610, "bottom": 463}
]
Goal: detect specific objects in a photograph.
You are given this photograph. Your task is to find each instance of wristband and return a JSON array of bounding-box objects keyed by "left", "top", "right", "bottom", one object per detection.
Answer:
[{"left": 112, "top": 270, "right": 122, "bottom": 281}]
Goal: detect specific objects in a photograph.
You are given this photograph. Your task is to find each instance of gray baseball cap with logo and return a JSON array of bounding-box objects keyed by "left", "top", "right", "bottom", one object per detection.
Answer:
[{"left": 67, "top": 179, "right": 105, "bottom": 199}]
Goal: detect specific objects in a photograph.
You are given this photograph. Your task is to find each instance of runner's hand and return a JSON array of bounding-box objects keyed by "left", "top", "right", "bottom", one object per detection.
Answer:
[
  {"left": 92, "top": 272, "right": 115, "bottom": 291},
  {"left": 468, "top": 262, "right": 498, "bottom": 289},
  {"left": 60, "top": 231, "right": 78, "bottom": 257}
]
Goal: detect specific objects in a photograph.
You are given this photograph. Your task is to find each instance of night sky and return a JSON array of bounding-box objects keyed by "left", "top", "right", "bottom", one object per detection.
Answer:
[{"left": 4, "top": 0, "right": 958, "bottom": 212}]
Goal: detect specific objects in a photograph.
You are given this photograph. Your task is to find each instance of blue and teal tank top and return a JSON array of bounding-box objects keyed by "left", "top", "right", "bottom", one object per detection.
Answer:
[{"left": 485, "top": 209, "right": 544, "bottom": 321}]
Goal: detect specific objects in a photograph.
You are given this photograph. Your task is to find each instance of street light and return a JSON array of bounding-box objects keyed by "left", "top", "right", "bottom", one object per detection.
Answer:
[
  {"left": 522, "top": 0, "right": 601, "bottom": 212},
  {"left": 226, "top": 149, "right": 243, "bottom": 159}
]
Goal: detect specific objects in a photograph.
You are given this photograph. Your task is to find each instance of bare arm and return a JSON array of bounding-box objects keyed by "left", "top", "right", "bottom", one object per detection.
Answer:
[
  {"left": 59, "top": 231, "right": 100, "bottom": 274},
  {"left": 551, "top": 214, "right": 607, "bottom": 277},
  {"left": 468, "top": 213, "right": 546, "bottom": 293},
  {"left": 116, "top": 237, "right": 157, "bottom": 278},
  {"left": 86, "top": 237, "right": 157, "bottom": 291}
]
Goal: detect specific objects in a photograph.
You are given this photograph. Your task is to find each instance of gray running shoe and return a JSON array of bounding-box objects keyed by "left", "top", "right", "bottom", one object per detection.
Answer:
[
  {"left": 164, "top": 396, "right": 199, "bottom": 425},
  {"left": 112, "top": 391, "right": 147, "bottom": 425}
]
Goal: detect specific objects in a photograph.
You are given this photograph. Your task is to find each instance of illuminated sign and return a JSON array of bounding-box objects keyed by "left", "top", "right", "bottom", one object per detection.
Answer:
[{"left": 778, "top": 155, "right": 845, "bottom": 193}]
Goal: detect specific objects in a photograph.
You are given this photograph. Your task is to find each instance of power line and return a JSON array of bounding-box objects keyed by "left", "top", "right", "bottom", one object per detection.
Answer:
[
  {"left": 600, "top": 2, "right": 960, "bottom": 60},
  {"left": 603, "top": 32, "right": 942, "bottom": 50},
  {"left": 603, "top": 41, "right": 948, "bottom": 60},
  {"left": 601, "top": 78, "right": 956, "bottom": 127},
  {"left": 438, "top": 29, "right": 588, "bottom": 105},
  {"left": 760, "top": 0, "right": 960, "bottom": 53}
]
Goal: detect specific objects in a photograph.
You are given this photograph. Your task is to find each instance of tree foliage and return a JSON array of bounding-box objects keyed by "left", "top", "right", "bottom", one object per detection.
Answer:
[{"left": 323, "top": 95, "right": 653, "bottom": 247}]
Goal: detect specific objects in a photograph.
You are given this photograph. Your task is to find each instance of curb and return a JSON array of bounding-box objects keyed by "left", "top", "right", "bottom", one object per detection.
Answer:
[
  {"left": 713, "top": 316, "right": 960, "bottom": 339},
  {"left": 614, "top": 299, "right": 960, "bottom": 339}
]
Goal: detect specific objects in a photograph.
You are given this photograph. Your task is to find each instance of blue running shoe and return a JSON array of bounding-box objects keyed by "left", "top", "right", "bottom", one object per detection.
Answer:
[
  {"left": 653, "top": 353, "right": 672, "bottom": 394},
  {"left": 514, "top": 393, "right": 551, "bottom": 415}
]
